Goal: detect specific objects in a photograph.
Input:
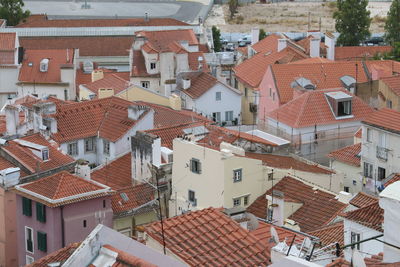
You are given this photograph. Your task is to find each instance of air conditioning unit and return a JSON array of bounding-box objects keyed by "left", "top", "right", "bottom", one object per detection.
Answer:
[{"left": 249, "top": 103, "right": 258, "bottom": 113}]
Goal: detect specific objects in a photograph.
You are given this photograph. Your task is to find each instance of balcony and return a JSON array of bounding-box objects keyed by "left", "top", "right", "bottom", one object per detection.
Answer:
[{"left": 376, "top": 146, "right": 388, "bottom": 161}]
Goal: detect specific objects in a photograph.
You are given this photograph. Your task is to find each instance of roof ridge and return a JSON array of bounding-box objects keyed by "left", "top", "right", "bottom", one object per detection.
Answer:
[
  {"left": 293, "top": 91, "right": 312, "bottom": 128},
  {"left": 52, "top": 171, "right": 68, "bottom": 199}
]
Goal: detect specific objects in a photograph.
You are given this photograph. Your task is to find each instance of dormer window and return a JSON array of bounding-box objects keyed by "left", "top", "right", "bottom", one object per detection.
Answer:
[
  {"left": 338, "top": 100, "right": 352, "bottom": 116},
  {"left": 42, "top": 149, "right": 49, "bottom": 161},
  {"left": 325, "top": 91, "right": 353, "bottom": 119},
  {"left": 150, "top": 62, "right": 156, "bottom": 70}
]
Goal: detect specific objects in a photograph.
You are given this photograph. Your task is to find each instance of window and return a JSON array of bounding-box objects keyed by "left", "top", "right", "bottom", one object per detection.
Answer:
[
  {"left": 378, "top": 167, "right": 386, "bottom": 181},
  {"left": 379, "top": 132, "right": 387, "bottom": 148},
  {"left": 85, "top": 138, "right": 95, "bottom": 153},
  {"left": 363, "top": 162, "right": 373, "bottom": 178},
  {"left": 244, "top": 88, "right": 248, "bottom": 97},
  {"left": 188, "top": 190, "right": 196, "bottom": 206},
  {"left": 150, "top": 62, "right": 156, "bottom": 70},
  {"left": 233, "top": 198, "right": 241, "bottom": 207},
  {"left": 367, "top": 128, "right": 372, "bottom": 142},
  {"left": 272, "top": 92, "right": 275, "bottom": 101},
  {"left": 103, "top": 140, "right": 110, "bottom": 155},
  {"left": 387, "top": 100, "right": 393, "bottom": 109},
  {"left": 225, "top": 111, "right": 233, "bottom": 122},
  {"left": 351, "top": 232, "right": 361, "bottom": 250},
  {"left": 233, "top": 169, "right": 242, "bottom": 182},
  {"left": 338, "top": 100, "right": 352, "bottom": 116},
  {"left": 103, "top": 199, "right": 106, "bottom": 208},
  {"left": 344, "top": 186, "right": 350, "bottom": 192},
  {"left": 37, "top": 231, "right": 47, "bottom": 252},
  {"left": 25, "top": 227, "right": 33, "bottom": 253},
  {"left": 216, "top": 92, "right": 221, "bottom": 101},
  {"left": 67, "top": 142, "right": 78, "bottom": 156},
  {"left": 212, "top": 112, "right": 221, "bottom": 122},
  {"left": 22, "top": 197, "right": 32, "bottom": 217},
  {"left": 64, "top": 89, "right": 68, "bottom": 101},
  {"left": 36, "top": 202, "right": 46, "bottom": 223},
  {"left": 269, "top": 88, "right": 272, "bottom": 97},
  {"left": 190, "top": 158, "right": 201, "bottom": 174},
  {"left": 83, "top": 220, "right": 87, "bottom": 228},
  {"left": 26, "top": 255, "right": 34, "bottom": 265},
  {"left": 141, "top": 81, "right": 150, "bottom": 88},
  {"left": 353, "top": 180, "right": 357, "bottom": 186},
  {"left": 244, "top": 195, "right": 249, "bottom": 205},
  {"left": 42, "top": 149, "right": 49, "bottom": 161}
]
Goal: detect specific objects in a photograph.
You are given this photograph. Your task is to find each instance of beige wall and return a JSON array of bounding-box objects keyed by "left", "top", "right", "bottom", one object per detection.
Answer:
[
  {"left": 113, "top": 211, "right": 158, "bottom": 237},
  {"left": 117, "top": 85, "right": 170, "bottom": 107},
  {"left": 130, "top": 77, "right": 161, "bottom": 94},
  {"left": 237, "top": 81, "right": 257, "bottom": 125},
  {"left": 378, "top": 80, "right": 400, "bottom": 111}
]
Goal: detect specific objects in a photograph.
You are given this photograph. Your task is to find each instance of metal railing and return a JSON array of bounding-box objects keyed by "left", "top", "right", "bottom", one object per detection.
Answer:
[{"left": 376, "top": 146, "right": 388, "bottom": 161}]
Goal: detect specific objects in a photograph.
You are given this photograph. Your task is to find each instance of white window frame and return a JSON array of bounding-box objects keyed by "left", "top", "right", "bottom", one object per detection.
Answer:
[
  {"left": 216, "top": 91, "right": 222, "bottom": 101},
  {"left": 67, "top": 142, "right": 78, "bottom": 156},
  {"left": 85, "top": 137, "right": 95, "bottom": 153},
  {"left": 225, "top": 111, "right": 233, "bottom": 122},
  {"left": 42, "top": 149, "right": 49, "bottom": 161},
  {"left": 233, "top": 169, "right": 242, "bottom": 183},
  {"left": 243, "top": 195, "right": 249, "bottom": 206},
  {"left": 25, "top": 226, "right": 34, "bottom": 253},
  {"left": 233, "top": 198, "right": 241, "bottom": 207},
  {"left": 26, "top": 255, "right": 34, "bottom": 265},
  {"left": 150, "top": 62, "right": 156, "bottom": 70},
  {"left": 367, "top": 128, "right": 372, "bottom": 142},
  {"left": 350, "top": 231, "right": 361, "bottom": 250}
]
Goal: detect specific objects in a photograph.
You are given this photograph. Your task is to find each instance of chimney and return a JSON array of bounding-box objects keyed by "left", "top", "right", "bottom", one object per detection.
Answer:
[
  {"left": 337, "top": 191, "right": 352, "bottom": 204},
  {"left": 144, "top": 12, "right": 149, "bottom": 22},
  {"left": 75, "top": 161, "right": 91, "bottom": 180},
  {"left": 325, "top": 32, "right": 336, "bottom": 61},
  {"left": 251, "top": 28, "right": 260, "bottom": 45},
  {"left": 277, "top": 39, "right": 287, "bottom": 52},
  {"left": 91, "top": 70, "right": 104, "bottom": 82},
  {"left": 98, "top": 88, "right": 114, "bottom": 99},
  {"left": 182, "top": 78, "right": 191, "bottom": 89},
  {"left": 379, "top": 181, "right": 400, "bottom": 263},
  {"left": 169, "top": 94, "right": 182, "bottom": 110},
  {"left": 5, "top": 105, "right": 18, "bottom": 136},
  {"left": 310, "top": 38, "right": 321, "bottom": 58},
  {"left": 128, "top": 105, "right": 147, "bottom": 120},
  {"left": 0, "top": 167, "right": 20, "bottom": 189},
  {"left": 266, "top": 190, "right": 285, "bottom": 226}
]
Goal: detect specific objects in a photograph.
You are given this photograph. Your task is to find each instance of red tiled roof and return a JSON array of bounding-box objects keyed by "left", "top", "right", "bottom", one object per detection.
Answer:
[
  {"left": 52, "top": 97, "right": 147, "bottom": 143},
  {"left": 343, "top": 202, "right": 383, "bottom": 232},
  {"left": 363, "top": 108, "right": 400, "bottom": 134},
  {"left": 384, "top": 173, "right": 400, "bottom": 187},
  {"left": 145, "top": 207, "right": 270, "bottom": 266},
  {"left": 335, "top": 46, "right": 392, "bottom": 61},
  {"left": 18, "top": 49, "right": 74, "bottom": 83},
  {"left": 0, "top": 156, "right": 28, "bottom": 177},
  {"left": 268, "top": 88, "right": 374, "bottom": 128},
  {"left": 0, "top": 33, "right": 16, "bottom": 64},
  {"left": 131, "top": 50, "right": 160, "bottom": 78},
  {"left": 355, "top": 127, "right": 362, "bottom": 138},
  {"left": 327, "top": 253, "right": 400, "bottom": 267},
  {"left": 349, "top": 192, "right": 378, "bottom": 208},
  {"left": 111, "top": 183, "right": 155, "bottom": 215},
  {"left": 234, "top": 46, "right": 309, "bottom": 88},
  {"left": 247, "top": 176, "right": 347, "bottom": 232},
  {"left": 102, "top": 245, "right": 157, "bottom": 267},
  {"left": 296, "top": 35, "right": 327, "bottom": 56},
  {"left": 17, "top": 171, "right": 112, "bottom": 207},
  {"left": 3, "top": 133, "right": 74, "bottom": 173},
  {"left": 270, "top": 61, "right": 369, "bottom": 104},
  {"left": 364, "top": 60, "right": 400, "bottom": 79},
  {"left": 308, "top": 221, "right": 344, "bottom": 246},
  {"left": 328, "top": 143, "right": 361, "bottom": 167},
  {"left": 188, "top": 51, "right": 209, "bottom": 72},
  {"left": 381, "top": 75, "right": 400, "bottom": 96},
  {"left": 251, "top": 34, "right": 281, "bottom": 54},
  {"left": 289, "top": 57, "right": 333, "bottom": 64},
  {"left": 178, "top": 72, "right": 218, "bottom": 99},
  {"left": 26, "top": 242, "right": 80, "bottom": 267},
  {"left": 252, "top": 221, "right": 307, "bottom": 247},
  {"left": 20, "top": 36, "right": 134, "bottom": 57},
  {"left": 16, "top": 15, "right": 189, "bottom": 27},
  {"left": 246, "top": 152, "right": 333, "bottom": 174},
  {"left": 83, "top": 73, "right": 129, "bottom": 96}
]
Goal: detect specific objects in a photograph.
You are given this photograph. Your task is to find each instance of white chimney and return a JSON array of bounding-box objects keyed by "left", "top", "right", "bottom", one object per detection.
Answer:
[
  {"left": 310, "top": 38, "right": 321, "bottom": 58},
  {"left": 182, "top": 78, "right": 191, "bottom": 89},
  {"left": 40, "top": 58, "right": 49, "bottom": 72},
  {"left": 128, "top": 105, "right": 147, "bottom": 121},
  {"left": 251, "top": 28, "right": 260, "bottom": 45},
  {"left": 0, "top": 167, "right": 20, "bottom": 189},
  {"left": 325, "top": 32, "right": 336, "bottom": 61},
  {"left": 75, "top": 161, "right": 91, "bottom": 180},
  {"left": 266, "top": 191, "right": 285, "bottom": 226},
  {"left": 379, "top": 181, "right": 400, "bottom": 263},
  {"left": 337, "top": 191, "right": 352, "bottom": 204},
  {"left": 277, "top": 39, "right": 287, "bottom": 52},
  {"left": 5, "top": 105, "right": 18, "bottom": 136}
]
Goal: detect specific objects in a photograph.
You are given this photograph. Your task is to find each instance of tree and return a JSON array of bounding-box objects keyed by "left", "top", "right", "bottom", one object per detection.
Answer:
[
  {"left": 212, "top": 26, "right": 222, "bottom": 52},
  {"left": 259, "top": 29, "right": 267, "bottom": 41},
  {"left": 0, "top": 0, "right": 30, "bottom": 26},
  {"left": 384, "top": 0, "right": 400, "bottom": 45},
  {"left": 333, "top": 0, "right": 371, "bottom": 46},
  {"left": 228, "top": 0, "right": 238, "bottom": 19}
]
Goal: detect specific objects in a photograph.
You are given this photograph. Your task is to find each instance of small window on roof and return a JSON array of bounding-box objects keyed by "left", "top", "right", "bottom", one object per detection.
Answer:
[
  {"left": 120, "top": 193, "right": 129, "bottom": 202},
  {"left": 42, "top": 149, "right": 49, "bottom": 161}
]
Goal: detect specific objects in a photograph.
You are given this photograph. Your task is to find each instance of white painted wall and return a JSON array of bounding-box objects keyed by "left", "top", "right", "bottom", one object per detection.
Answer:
[{"left": 331, "top": 160, "right": 361, "bottom": 194}]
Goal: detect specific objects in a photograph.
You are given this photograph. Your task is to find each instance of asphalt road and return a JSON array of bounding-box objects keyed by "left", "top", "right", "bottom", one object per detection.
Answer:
[{"left": 23, "top": 0, "right": 206, "bottom": 23}]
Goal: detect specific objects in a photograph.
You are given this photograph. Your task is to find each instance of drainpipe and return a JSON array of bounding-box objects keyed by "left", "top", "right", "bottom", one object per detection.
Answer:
[{"left": 61, "top": 205, "right": 65, "bottom": 247}]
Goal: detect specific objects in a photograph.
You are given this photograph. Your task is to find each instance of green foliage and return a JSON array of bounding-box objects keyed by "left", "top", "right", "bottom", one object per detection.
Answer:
[
  {"left": 384, "top": 0, "right": 400, "bottom": 45},
  {"left": 333, "top": 0, "right": 371, "bottom": 46},
  {"left": 229, "top": 0, "right": 238, "bottom": 19},
  {"left": 212, "top": 26, "right": 222, "bottom": 52},
  {"left": 0, "top": 0, "right": 30, "bottom": 26},
  {"left": 259, "top": 29, "right": 267, "bottom": 40}
]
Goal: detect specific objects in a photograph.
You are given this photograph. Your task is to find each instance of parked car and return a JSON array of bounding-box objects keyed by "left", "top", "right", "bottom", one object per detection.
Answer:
[
  {"left": 238, "top": 35, "right": 252, "bottom": 44},
  {"left": 225, "top": 43, "right": 235, "bottom": 51},
  {"left": 238, "top": 41, "right": 247, "bottom": 47}
]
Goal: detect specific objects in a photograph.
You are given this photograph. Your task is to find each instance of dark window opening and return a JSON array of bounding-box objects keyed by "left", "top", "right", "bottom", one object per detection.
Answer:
[{"left": 337, "top": 100, "right": 352, "bottom": 116}]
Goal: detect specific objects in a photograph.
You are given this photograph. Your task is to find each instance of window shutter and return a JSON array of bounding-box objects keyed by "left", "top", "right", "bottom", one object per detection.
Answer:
[
  {"left": 22, "top": 197, "right": 32, "bottom": 216},
  {"left": 198, "top": 161, "right": 202, "bottom": 174},
  {"left": 37, "top": 232, "right": 47, "bottom": 252},
  {"left": 36, "top": 203, "right": 46, "bottom": 223}
]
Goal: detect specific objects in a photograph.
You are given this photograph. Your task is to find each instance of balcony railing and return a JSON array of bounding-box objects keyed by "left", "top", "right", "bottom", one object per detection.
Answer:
[{"left": 376, "top": 146, "right": 388, "bottom": 161}]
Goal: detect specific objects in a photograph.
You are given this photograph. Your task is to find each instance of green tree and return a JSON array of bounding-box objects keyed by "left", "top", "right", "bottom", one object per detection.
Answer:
[
  {"left": 333, "top": 0, "right": 371, "bottom": 46},
  {"left": 259, "top": 29, "right": 267, "bottom": 41},
  {"left": 212, "top": 26, "right": 222, "bottom": 52},
  {"left": 0, "top": 0, "right": 30, "bottom": 26},
  {"left": 228, "top": 0, "right": 238, "bottom": 19},
  {"left": 384, "top": 0, "right": 400, "bottom": 45}
]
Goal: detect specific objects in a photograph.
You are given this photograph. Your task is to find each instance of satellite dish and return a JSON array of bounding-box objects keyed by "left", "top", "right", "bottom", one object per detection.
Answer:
[
  {"left": 270, "top": 226, "right": 280, "bottom": 244},
  {"left": 352, "top": 250, "right": 367, "bottom": 267}
]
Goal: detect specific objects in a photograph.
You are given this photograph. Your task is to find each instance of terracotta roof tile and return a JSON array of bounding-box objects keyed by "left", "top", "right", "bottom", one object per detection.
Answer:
[
  {"left": 384, "top": 173, "right": 400, "bottom": 187},
  {"left": 20, "top": 36, "right": 134, "bottom": 57},
  {"left": 296, "top": 35, "right": 327, "bottom": 55},
  {"left": 363, "top": 108, "right": 400, "bottom": 134},
  {"left": 327, "top": 253, "right": 400, "bottom": 267},
  {"left": 381, "top": 75, "right": 400, "bottom": 96},
  {"left": 52, "top": 97, "right": 147, "bottom": 143},
  {"left": 251, "top": 34, "right": 281, "bottom": 54},
  {"left": 247, "top": 176, "right": 346, "bottom": 232},
  {"left": 268, "top": 88, "right": 374, "bottom": 128},
  {"left": 131, "top": 50, "right": 160, "bottom": 78},
  {"left": 18, "top": 49, "right": 74, "bottom": 83},
  {"left": 308, "top": 221, "right": 344, "bottom": 246},
  {"left": 252, "top": 221, "right": 307, "bottom": 246},
  {"left": 354, "top": 127, "right": 362, "bottom": 138},
  {"left": 0, "top": 33, "right": 16, "bottom": 64},
  {"left": 289, "top": 57, "right": 333, "bottom": 64},
  {"left": 111, "top": 183, "right": 155, "bottom": 215},
  {"left": 246, "top": 152, "right": 333, "bottom": 174},
  {"left": 26, "top": 242, "right": 80, "bottom": 267},
  {"left": 3, "top": 133, "right": 74, "bottom": 173},
  {"left": 16, "top": 15, "right": 189, "bottom": 27},
  {"left": 335, "top": 46, "right": 392, "bottom": 61},
  {"left": 343, "top": 202, "right": 383, "bottom": 232},
  {"left": 102, "top": 244, "right": 157, "bottom": 267},
  {"left": 328, "top": 143, "right": 361, "bottom": 166},
  {"left": 349, "top": 192, "right": 378, "bottom": 208},
  {"left": 188, "top": 51, "right": 209, "bottom": 72},
  {"left": 270, "top": 61, "right": 370, "bottom": 104},
  {"left": 234, "top": 46, "right": 309, "bottom": 88},
  {"left": 365, "top": 60, "right": 400, "bottom": 79},
  {"left": 83, "top": 73, "right": 129, "bottom": 96},
  {"left": 178, "top": 72, "right": 218, "bottom": 99},
  {"left": 0, "top": 156, "right": 28, "bottom": 177},
  {"left": 16, "top": 171, "right": 113, "bottom": 207},
  {"left": 145, "top": 207, "right": 270, "bottom": 266}
]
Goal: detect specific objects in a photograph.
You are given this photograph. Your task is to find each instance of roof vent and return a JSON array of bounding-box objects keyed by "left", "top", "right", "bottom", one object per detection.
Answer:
[
  {"left": 40, "top": 58, "right": 49, "bottom": 72},
  {"left": 290, "top": 77, "right": 315, "bottom": 90}
]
